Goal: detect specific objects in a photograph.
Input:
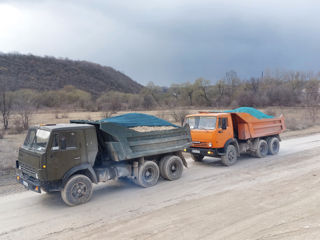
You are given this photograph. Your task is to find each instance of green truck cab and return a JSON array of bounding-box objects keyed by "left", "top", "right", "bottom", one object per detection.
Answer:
[{"left": 16, "top": 121, "right": 191, "bottom": 206}]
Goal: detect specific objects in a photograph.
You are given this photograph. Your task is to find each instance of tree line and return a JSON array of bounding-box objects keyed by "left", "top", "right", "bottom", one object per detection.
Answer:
[{"left": 0, "top": 70, "right": 319, "bottom": 131}]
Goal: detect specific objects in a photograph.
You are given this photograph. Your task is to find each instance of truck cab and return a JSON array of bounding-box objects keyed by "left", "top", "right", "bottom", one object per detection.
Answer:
[
  {"left": 184, "top": 113, "right": 238, "bottom": 164},
  {"left": 185, "top": 113, "right": 234, "bottom": 149},
  {"left": 16, "top": 124, "right": 98, "bottom": 194}
]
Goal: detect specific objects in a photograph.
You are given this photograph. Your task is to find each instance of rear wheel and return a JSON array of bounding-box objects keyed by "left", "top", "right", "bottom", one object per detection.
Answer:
[
  {"left": 136, "top": 161, "right": 159, "bottom": 188},
  {"left": 160, "top": 155, "right": 183, "bottom": 181},
  {"left": 221, "top": 145, "right": 237, "bottom": 166},
  {"left": 268, "top": 137, "right": 280, "bottom": 155},
  {"left": 255, "top": 139, "right": 268, "bottom": 158},
  {"left": 61, "top": 174, "right": 93, "bottom": 206},
  {"left": 190, "top": 154, "right": 204, "bottom": 162}
]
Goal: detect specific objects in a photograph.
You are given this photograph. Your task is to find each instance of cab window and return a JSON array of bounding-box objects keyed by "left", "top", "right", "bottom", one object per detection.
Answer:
[
  {"left": 51, "top": 132, "right": 77, "bottom": 150},
  {"left": 218, "top": 118, "right": 228, "bottom": 129}
]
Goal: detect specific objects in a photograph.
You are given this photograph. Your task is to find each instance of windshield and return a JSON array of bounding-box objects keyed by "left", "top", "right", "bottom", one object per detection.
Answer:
[
  {"left": 23, "top": 128, "right": 51, "bottom": 152},
  {"left": 185, "top": 116, "right": 217, "bottom": 130}
]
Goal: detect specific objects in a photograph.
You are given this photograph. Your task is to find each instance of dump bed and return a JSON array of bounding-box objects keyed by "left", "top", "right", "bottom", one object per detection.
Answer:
[
  {"left": 231, "top": 113, "right": 286, "bottom": 140},
  {"left": 71, "top": 120, "right": 191, "bottom": 161}
]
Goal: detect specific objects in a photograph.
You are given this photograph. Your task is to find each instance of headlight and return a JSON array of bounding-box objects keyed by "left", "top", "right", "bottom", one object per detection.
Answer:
[
  {"left": 208, "top": 143, "right": 212, "bottom": 147},
  {"left": 35, "top": 173, "right": 39, "bottom": 179}
]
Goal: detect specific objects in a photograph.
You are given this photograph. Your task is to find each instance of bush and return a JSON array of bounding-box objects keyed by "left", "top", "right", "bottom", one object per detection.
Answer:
[
  {"left": 8, "top": 119, "right": 24, "bottom": 134},
  {"left": 171, "top": 110, "right": 190, "bottom": 126},
  {"left": 102, "top": 111, "right": 115, "bottom": 119}
]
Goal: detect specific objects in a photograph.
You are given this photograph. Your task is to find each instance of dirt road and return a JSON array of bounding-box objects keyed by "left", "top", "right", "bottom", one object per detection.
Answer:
[{"left": 1, "top": 134, "right": 320, "bottom": 240}]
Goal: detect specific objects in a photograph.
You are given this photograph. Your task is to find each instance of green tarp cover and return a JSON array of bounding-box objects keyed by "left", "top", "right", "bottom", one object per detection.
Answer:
[
  {"left": 225, "top": 107, "right": 274, "bottom": 119},
  {"left": 100, "top": 113, "right": 177, "bottom": 127}
]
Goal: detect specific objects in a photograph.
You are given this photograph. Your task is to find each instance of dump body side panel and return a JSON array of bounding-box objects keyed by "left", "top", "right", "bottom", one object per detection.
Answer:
[
  {"left": 100, "top": 122, "right": 191, "bottom": 161},
  {"left": 70, "top": 120, "right": 192, "bottom": 162},
  {"left": 231, "top": 113, "right": 286, "bottom": 140}
]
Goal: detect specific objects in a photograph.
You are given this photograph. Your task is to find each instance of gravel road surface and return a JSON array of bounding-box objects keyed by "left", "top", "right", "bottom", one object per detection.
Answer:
[{"left": 1, "top": 134, "right": 320, "bottom": 240}]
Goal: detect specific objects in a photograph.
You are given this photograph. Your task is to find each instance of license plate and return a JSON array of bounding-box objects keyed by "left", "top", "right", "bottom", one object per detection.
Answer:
[
  {"left": 23, "top": 181, "right": 28, "bottom": 187},
  {"left": 192, "top": 150, "right": 200, "bottom": 154}
]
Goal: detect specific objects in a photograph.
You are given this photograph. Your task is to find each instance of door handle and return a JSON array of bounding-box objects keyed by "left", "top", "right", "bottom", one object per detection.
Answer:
[
  {"left": 218, "top": 130, "right": 223, "bottom": 133},
  {"left": 74, "top": 157, "right": 80, "bottom": 160}
]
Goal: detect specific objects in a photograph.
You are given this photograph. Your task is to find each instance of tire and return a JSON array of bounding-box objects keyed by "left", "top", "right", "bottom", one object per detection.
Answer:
[
  {"left": 136, "top": 161, "right": 160, "bottom": 188},
  {"left": 268, "top": 137, "right": 280, "bottom": 155},
  {"left": 221, "top": 145, "right": 237, "bottom": 166},
  {"left": 190, "top": 154, "right": 204, "bottom": 162},
  {"left": 61, "top": 174, "right": 93, "bottom": 206},
  {"left": 160, "top": 155, "right": 184, "bottom": 181},
  {"left": 255, "top": 139, "right": 268, "bottom": 158}
]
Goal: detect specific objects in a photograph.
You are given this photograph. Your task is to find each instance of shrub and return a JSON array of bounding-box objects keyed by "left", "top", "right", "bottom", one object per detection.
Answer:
[
  {"left": 171, "top": 110, "right": 190, "bottom": 126},
  {"left": 8, "top": 119, "right": 24, "bottom": 134}
]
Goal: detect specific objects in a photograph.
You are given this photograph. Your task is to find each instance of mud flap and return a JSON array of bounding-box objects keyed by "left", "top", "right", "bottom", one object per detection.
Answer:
[{"left": 177, "top": 151, "right": 188, "bottom": 168}]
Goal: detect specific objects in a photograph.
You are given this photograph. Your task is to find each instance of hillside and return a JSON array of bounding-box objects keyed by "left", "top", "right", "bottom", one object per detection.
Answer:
[{"left": 0, "top": 53, "right": 142, "bottom": 94}]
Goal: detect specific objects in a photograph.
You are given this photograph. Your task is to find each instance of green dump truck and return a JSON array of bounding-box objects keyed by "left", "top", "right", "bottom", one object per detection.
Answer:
[{"left": 16, "top": 116, "right": 191, "bottom": 206}]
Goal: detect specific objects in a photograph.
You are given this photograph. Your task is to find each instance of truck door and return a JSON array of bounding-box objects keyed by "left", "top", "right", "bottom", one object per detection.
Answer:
[
  {"left": 47, "top": 131, "right": 82, "bottom": 181},
  {"left": 216, "top": 117, "right": 233, "bottom": 148}
]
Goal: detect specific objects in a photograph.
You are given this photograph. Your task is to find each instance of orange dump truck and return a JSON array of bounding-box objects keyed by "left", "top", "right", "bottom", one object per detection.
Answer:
[{"left": 184, "top": 109, "right": 286, "bottom": 166}]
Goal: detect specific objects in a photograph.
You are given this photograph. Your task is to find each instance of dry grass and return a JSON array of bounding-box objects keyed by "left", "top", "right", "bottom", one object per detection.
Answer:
[{"left": 264, "top": 107, "right": 317, "bottom": 131}]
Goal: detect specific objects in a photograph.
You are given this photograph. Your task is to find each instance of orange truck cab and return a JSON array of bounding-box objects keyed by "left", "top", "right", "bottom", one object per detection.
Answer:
[{"left": 184, "top": 111, "right": 286, "bottom": 166}]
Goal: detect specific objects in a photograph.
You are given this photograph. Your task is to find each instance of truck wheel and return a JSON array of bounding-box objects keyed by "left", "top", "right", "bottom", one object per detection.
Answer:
[
  {"left": 61, "top": 174, "right": 93, "bottom": 206},
  {"left": 221, "top": 145, "right": 237, "bottom": 166},
  {"left": 136, "top": 161, "right": 159, "bottom": 188},
  {"left": 160, "top": 155, "right": 183, "bottom": 181},
  {"left": 255, "top": 139, "right": 268, "bottom": 158},
  {"left": 190, "top": 154, "right": 204, "bottom": 162},
  {"left": 268, "top": 137, "right": 280, "bottom": 155}
]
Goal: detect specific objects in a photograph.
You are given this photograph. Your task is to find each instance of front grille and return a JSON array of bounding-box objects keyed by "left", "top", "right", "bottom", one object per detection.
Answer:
[{"left": 20, "top": 162, "right": 37, "bottom": 178}]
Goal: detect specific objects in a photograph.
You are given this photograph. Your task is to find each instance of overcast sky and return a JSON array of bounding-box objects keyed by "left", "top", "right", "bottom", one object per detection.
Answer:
[{"left": 0, "top": 0, "right": 319, "bottom": 85}]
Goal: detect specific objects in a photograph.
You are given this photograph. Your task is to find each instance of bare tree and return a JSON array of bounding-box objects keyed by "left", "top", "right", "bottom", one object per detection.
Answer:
[
  {"left": 0, "top": 78, "right": 13, "bottom": 130},
  {"left": 194, "top": 78, "right": 211, "bottom": 106},
  {"left": 304, "top": 79, "right": 320, "bottom": 123},
  {"left": 13, "top": 89, "right": 36, "bottom": 130},
  {"left": 181, "top": 83, "right": 195, "bottom": 106}
]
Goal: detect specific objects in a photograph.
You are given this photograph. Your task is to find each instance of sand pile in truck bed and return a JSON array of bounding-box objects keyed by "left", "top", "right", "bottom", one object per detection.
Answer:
[
  {"left": 100, "top": 113, "right": 178, "bottom": 132},
  {"left": 129, "top": 126, "right": 176, "bottom": 132}
]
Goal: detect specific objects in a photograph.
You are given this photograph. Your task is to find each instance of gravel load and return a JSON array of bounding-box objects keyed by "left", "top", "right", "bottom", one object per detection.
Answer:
[{"left": 129, "top": 126, "right": 177, "bottom": 132}]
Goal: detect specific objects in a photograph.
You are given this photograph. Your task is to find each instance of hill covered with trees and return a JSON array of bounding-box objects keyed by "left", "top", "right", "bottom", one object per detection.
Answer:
[{"left": 0, "top": 53, "right": 142, "bottom": 95}]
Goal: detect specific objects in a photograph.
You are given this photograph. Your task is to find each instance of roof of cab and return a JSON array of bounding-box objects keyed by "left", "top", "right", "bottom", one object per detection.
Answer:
[
  {"left": 186, "top": 112, "right": 230, "bottom": 117},
  {"left": 38, "top": 123, "right": 94, "bottom": 131}
]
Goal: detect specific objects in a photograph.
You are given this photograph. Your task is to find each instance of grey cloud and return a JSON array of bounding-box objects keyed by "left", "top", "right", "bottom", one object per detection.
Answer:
[{"left": 0, "top": 0, "right": 320, "bottom": 85}]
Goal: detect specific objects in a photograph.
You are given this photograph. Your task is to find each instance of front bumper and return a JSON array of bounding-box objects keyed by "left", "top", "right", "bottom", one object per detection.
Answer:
[
  {"left": 185, "top": 147, "right": 219, "bottom": 157},
  {"left": 16, "top": 169, "right": 41, "bottom": 193}
]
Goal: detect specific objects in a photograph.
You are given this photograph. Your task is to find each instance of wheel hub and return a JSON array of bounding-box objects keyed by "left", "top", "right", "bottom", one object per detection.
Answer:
[
  {"left": 72, "top": 182, "right": 87, "bottom": 198},
  {"left": 144, "top": 168, "right": 154, "bottom": 181}
]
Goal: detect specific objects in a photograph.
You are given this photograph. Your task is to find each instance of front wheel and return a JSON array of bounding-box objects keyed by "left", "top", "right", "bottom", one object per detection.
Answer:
[
  {"left": 136, "top": 161, "right": 160, "bottom": 188},
  {"left": 221, "top": 145, "right": 238, "bottom": 166},
  {"left": 61, "top": 174, "right": 93, "bottom": 206}
]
